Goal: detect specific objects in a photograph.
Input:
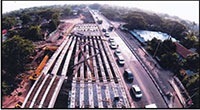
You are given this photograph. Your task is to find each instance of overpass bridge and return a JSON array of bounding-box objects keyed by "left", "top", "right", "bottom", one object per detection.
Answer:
[{"left": 22, "top": 23, "right": 131, "bottom": 108}]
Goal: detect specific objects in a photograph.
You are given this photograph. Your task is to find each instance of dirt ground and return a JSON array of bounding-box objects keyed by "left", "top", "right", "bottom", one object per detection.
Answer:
[{"left": 2, "top": 15, "right": 84, "bottom": 108}]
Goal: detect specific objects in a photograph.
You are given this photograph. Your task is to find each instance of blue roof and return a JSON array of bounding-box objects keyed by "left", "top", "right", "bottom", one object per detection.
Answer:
[
  {"left": 185, "top": 70, "right": 194, "bottom": 77},
  {"left": 129, "top": 30, "right": 145, "bottom": 43}
]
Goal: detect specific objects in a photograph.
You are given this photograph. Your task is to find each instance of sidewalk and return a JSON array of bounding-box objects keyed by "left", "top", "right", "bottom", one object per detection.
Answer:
[{"left": 168, "top": 78, "right": 185, "bottom": 107}]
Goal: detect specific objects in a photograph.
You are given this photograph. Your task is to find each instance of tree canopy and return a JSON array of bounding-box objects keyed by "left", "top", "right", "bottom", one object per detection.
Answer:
[
  {"left": 2, "top": 16, "right": 17, "bottom": 30},
  {"left": 21, "top": 14, "right": 32, "bottom": 25},
  {"left": 63, "top": 6, "right": 72, "bottom": 16},
  {"left": 2, "top": 36, "right": 35, "bottom": 76}
]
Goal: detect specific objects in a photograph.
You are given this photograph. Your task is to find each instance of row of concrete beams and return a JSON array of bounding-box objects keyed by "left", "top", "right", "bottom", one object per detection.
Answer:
[
  {"left": 95, "top": 36, "right": 121, "bottom": 107},
  {"left": 22, "top": 35, "right": 69, "bottom": 107},
  {"left": 91, "top": 36, "right": 104, "bottom": 108},
  {"left": 70, "top": 37, "right": 80, "bottom": 108},
  {"left": 79, "top": 38, "right": 85, "bottom": 108},
  {"left": 86, "top": 37, "right": 94, "bottom": 108},
  {"left": 61, "top": 36, "right": 76, "bottom": 76},
  {"left": 29, "top": 74, "right": 50, "bottom": 108},
  {"left": 42, "top": 36, "right": 70, "bottom": 75},
  {"left": 51, "top": 37, "right": 73, "bottom": 75},
  {"left": 48, "top": 35, "right": 77, "bottom": 107},
  {"left": 93, "top": 36, "right": 112, "bottom": 108},
  {"left": 22, "top": 34, "right": 74, "bottom": 108}
]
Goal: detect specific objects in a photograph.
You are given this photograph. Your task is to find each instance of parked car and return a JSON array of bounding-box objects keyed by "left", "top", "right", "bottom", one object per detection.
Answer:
[
  {"left": 104, "top": 32, "right": 109, "bottom": 37},
  {"left": 117, "top": 55, "right": 125, "bottom": 65},
  {"left": 110, "top": 42, "right": 117, "bottom": 49},
  {"left": 102, "top": 28, "right": 106, "bottom": 32},
  {"left": 109, "top": 38, "right": 114, "bottom": 43},
  {"left": 109, "top": 25, "right": 114, "bottom": 31},
  {"left": 114, "top": 49, "right": 121, "bottom": 56},
  {"left": 124, "top": 69, "right": 134, "bottom": 82},
  {"left": 131, "top": 84, "right": 142, "bottom": 98},
  {"left": 145, "top": 104, "right": 157, "bottom": 108}
]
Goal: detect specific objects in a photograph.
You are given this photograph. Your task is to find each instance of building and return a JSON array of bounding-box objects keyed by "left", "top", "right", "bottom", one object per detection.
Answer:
[{"left": 175, "top": 42, "right": 195, "bottom": 59}]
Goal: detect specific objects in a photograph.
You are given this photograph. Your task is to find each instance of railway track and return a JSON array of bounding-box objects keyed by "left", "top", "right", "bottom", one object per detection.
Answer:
[{"left": 22, "top": 23, "right": 131, "bottom": 108}]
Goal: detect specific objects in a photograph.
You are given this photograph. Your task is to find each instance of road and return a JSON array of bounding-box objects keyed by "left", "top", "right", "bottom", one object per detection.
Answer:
[{"left": 91, "top": 10, "right": 169, "bottom": 108}]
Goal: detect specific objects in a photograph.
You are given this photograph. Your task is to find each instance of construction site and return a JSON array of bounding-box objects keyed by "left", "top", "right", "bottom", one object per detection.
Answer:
[{"left": 21, "top": 24, "right": 130, "bottom": 108}]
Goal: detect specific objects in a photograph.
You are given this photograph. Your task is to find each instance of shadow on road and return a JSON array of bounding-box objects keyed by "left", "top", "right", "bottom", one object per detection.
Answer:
[{"left": 123, "top": 74, "right": 133, "bottom": 84}]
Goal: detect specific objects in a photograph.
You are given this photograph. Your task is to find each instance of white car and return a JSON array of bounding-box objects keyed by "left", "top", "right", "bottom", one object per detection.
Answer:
[
  {"left": 104, "top": 32, "right": 109, "bottom": 37},
  {"left": 114, "top": 49, "right": 121, "bottom": 56},
  {"left": 131, "top": 84, "right": 142, "bottom": 98},
  {"left": 117, "top": 55, "right": 125, "bottom": 65},
  {"left": 110, "top": 43, "right": 117, "bottom": 49},
  {"left": 145, "top": 104, "right": 157, "bottom": 108},
  {"left": 109, "top": 38, "right": 115, "bottom": 43}
]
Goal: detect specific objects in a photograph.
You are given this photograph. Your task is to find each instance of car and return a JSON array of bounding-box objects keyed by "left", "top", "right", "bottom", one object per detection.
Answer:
[
  {"left": 102, "top": 28, "right": 106, "bottom": 32},
  {"left": 15, "top": 101, "right": 23, "bottom": 108},
  {"left": 124, "top": 69, "right": 134, "bottom": 82},
  {"left": 104, "top": 32, "right": 109, "bottom": 37},
  {"left": 114, "top": 49, "right": 121, "bottom": 56},
  {"left": 109, "top": 38, "right": 114, "bottom": 43},
  {"left": 145, "top": 104, "right": 157, "bottom": 108},
  {"left": 117, "top": 55, "right": 125, "bottom": 65},
  {"left": 109, "top": 25, "right": 114, "bottom": 31},
  {"left": 110, "top": 43, "right": 117, "bottom": 49},
  {"left": 113, "top": 96, "right": 120, "bottom": 107},
  {"left": 131, "top": 84, "right": 142, "bottom": 98}
]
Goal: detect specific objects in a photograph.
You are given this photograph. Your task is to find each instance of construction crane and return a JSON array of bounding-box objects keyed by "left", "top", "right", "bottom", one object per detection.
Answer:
[
  {"left": 43, "top": 46, "right": 58, "bottom": 51},
  {"left": 29, "top": 55, "right": 49, "bottom": 81},
  {"left": 29, "top": 46, "right": 58, "bottom": 81}
]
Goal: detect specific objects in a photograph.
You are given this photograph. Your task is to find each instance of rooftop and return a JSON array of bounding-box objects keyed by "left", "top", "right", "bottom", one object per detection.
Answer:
[{"left": 175, "top": 42, "right": 195, "bottom": 58}]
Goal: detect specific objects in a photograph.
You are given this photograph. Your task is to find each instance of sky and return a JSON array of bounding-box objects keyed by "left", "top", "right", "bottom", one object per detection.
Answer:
[{"left": 2, "top": 1, "right": 199, "bottom": 24}]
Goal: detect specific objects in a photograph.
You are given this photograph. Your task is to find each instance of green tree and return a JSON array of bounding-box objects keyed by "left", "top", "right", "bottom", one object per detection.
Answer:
[
  {"left": 52, "top": 13, "right": 60, "bottom": 20},
  {"left": 89, "top": 3, "right": 101, "bottom": 10},
  {"left": 63, "top": 7, "right": 72, "bottom": 16},
  {"left": 2, "top": 35, "right": 35, "bottom": 77},
  {"left": 160, "top": 52, "right": 180, "bottom": 70},
  {"left": 2, "top": 81, "right": 12, "bottom": 96},
  {"left": 185, "top": 73, "right": 199, "bottom": 108},
  {"left": 49, "top": 19, "right": 59, "bottom": 33},
  {"left": 2, "top": 16, "right": 17, "bottom": 30},
  {"left": 123, "top": 14, "right": 147, "bottom": 30},
  {"left": 38, "top": 9, "right": 55, "bottom": 20},
  {"left": 77, "top": 9, "right": 83, "bottom": 15},
  {"left": 161, "top": 39, "right": 177, "bottom": 52},
  {"left": 26, "top": 25, "right": 43, "bottom": 41},
  {"left": 146, "top": 37, "right": 162, "bottom": 55},
  {"left": 21, "top": 14, "right": 32, "bottom": 25},
  {"left": 183, "top": 53, "right": 199, "bottom": 72},
  {"left": 6, "top": 30, "right": 18, "bottom": 39}
]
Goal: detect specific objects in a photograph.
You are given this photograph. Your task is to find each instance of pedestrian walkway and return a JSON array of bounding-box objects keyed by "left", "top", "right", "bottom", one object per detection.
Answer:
[{"left": 168, "top": 79, "right": 185, "bottom": 107}]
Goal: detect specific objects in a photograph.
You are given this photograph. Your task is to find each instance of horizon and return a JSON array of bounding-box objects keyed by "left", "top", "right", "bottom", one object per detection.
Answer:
[{"left": 2, "top": 1, "right": 199, "bottom": 24}]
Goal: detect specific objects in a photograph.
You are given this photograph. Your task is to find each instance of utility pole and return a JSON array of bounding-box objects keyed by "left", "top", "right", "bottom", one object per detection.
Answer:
[
  {"left": 153, "top": 41, "right": 161, "bottom": 58},
  {"left": 153, "top": 24, "right": 174, "bottom": 58}
]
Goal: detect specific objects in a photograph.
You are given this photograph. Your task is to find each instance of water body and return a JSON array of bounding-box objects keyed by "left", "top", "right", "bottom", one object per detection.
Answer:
[{"left": 130, "top": 30, "right": 177, "bottom": 43}]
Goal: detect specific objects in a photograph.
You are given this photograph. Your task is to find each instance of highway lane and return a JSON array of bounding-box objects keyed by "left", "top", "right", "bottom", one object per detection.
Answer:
[{"left": 91, "top": 10, "right": 168, "bottom": 108}]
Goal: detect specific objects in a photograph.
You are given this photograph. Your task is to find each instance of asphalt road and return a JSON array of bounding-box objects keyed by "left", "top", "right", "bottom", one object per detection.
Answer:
[{"left": 91, "top": 10, "right": 168, "bottom": 108}]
